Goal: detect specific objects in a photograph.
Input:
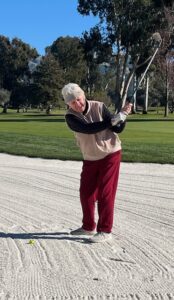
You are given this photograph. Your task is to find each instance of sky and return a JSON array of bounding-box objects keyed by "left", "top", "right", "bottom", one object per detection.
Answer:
[{"left": 0, "top": 0, "right": 99, "bottom": 55}]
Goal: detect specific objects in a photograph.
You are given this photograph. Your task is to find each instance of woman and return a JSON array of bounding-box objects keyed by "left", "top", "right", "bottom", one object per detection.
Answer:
[{"left": 62, "top": 83, "right": 132, "bottom": 243}]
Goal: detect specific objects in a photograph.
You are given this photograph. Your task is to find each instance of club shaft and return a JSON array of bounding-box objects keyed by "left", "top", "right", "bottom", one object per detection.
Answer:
[{"left": 128, "top": 41, "right": 162, "bottom": 104}]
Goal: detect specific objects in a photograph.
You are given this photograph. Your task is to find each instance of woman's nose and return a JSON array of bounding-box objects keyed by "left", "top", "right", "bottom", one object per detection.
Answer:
[{"left": 76, "top": 101, "right": 81, "bottom": 107}]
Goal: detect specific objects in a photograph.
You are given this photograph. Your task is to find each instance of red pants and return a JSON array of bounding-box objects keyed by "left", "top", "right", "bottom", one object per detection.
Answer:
[{"left": 80, "top": 151, "right": 121, "bottom": 233}]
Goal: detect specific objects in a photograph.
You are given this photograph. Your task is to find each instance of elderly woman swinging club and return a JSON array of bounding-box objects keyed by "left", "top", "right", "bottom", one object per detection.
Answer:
[{"left": 62, "top": 83, "right": 132, "bottom": 243}]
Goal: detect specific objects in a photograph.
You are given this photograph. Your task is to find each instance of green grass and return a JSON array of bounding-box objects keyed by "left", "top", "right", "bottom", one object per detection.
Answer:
[
  {"left": 0, "top": 109, "right": 174, "bottom": 163},
  {"left": 121, "top": 120, "right": 174, "bottom": 163}
]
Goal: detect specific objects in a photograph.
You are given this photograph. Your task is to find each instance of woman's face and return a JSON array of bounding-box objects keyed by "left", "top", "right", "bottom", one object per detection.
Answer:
[{"left": 68, "top": 95, "right": 86, "bottom": 113}]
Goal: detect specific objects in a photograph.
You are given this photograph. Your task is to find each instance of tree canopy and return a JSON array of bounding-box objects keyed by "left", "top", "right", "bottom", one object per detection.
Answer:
[
  {"left": 46, "top": 36, "right": 87, "bottom": 87},
  {"left": 31, "top": 54, "right": 64, "bottom": 110},
  {"left": 77, "top": 0, "right": 172, "bottom": 110},
  {"left": 0, "top": 36, "right": 38, "bottom": 91},
  {"left": 0, "top": 1, "right": 173, "bottom": 113}
]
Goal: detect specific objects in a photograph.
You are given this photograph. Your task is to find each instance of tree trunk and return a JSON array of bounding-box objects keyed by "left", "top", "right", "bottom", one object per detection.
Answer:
[
  {"left": 2, "top": 104, "right": 8, "bottom": 113},
  {"left": 164, "top": 62, "right": 169, "bottom": 117},
  {"left": 121, "top": 55, "right": 140, "bottom": 109},
  {"left": 2, "top": 107, "right": 7, "bottom": 113},
  {"left": 143, "top": 75, "right": 149, "bottom": 114},
  {"left": 164, "top": 96, "right": 169, "bottom": 117},
  {"left": 46, "top": 106, "right": 51, "bottom": 115},
  {"left": 132, "top": 75, "right": 137, "bottom": 114}
]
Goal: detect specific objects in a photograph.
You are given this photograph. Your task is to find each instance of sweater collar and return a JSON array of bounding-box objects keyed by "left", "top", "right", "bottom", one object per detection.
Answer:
[{"left": 83, "top": 100, "right": 89, "bottom": 115}]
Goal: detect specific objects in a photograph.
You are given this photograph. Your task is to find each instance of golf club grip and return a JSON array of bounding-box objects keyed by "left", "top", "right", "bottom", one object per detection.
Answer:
[{"left": 116, "top": 95, "right": 134, "bottom": 114}]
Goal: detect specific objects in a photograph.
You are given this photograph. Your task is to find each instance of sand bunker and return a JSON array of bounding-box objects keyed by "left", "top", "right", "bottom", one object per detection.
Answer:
[{"left": 0, "top": 153, "right": 174, "bottom": 299}]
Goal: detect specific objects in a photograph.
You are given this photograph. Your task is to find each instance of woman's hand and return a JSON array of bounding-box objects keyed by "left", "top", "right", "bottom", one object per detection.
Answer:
[
  {"left": 111, "top": 102, "right": 133, "bottom": 126},
  {"left": 121, "top": 102, "right": 133, "bottom": 115}
]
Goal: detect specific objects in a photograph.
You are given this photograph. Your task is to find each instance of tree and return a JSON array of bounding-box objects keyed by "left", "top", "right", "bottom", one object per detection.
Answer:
[
  {"left": 0, "top": 36, "right": 38, "bottom": 91},
  {"left": 0, "top": 36, "right": 38, "bottom": 112},
  {"left": 31, "top": 54, "right": 64, "bottom": 113},
  {"left": 148, "top": 70, "right": 166, "bottom": 108},
  {"left": 77, "top": 0, "right": 168, "bottom": 111},
  {"left": 10, "top": 84, "right": 30, "bottom": 112},
  {"left": 80, "top": 27, "right": 112, "bottom": 96},
  {"left": 0, "top": 36, "right": 11, "bottom": 88},
  {"left": 153, "top": 2, "right": 174, "bottom": 116},
  {"left": 46, "top": 36, "right": 87, "bottom": 87},
  {"left": 0, "top": 88, "right": 11, "bottom": 113}
]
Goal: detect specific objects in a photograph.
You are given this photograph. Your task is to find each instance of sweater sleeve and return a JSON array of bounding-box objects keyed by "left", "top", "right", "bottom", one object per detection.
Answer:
[
  {"left": 65, "top": 103, "right": 126, "bottom": 134},
  {"left": 65, "top": 114, "right": 111, "bottom": 134}
]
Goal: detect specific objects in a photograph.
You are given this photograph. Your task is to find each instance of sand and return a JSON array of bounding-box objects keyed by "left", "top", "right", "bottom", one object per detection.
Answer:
[{"left": 0, "top": 153, "right": 174, "bottom": 300}]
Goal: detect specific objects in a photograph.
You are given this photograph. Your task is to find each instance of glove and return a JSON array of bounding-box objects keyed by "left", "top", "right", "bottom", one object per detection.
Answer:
[{"left": 111, "top": 112, "right": 127, "bottom": 126}]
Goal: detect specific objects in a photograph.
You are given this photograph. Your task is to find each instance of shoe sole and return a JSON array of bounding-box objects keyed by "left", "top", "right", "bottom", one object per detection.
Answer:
[{"left": 89, "top": 236, "right": 112, "bottom": 243}]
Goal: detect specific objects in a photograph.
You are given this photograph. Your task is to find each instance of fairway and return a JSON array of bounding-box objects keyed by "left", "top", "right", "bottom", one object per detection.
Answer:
[
  {"left": 0, "top": 111, "right": 174, "bottom": 163},
  {"left": 121, "top": 119, "right": 174, "bottom": 163}
]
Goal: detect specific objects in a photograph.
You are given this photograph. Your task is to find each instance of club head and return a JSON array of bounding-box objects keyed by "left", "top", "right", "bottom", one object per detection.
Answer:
[{"left": 151, "top": 32, "right": 162, "bottom": 47}]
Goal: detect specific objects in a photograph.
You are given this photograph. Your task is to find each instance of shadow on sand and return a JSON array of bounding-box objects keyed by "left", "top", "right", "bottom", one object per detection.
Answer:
[{"left": 0, "top": 231, "right": 92, "bottom": 244}]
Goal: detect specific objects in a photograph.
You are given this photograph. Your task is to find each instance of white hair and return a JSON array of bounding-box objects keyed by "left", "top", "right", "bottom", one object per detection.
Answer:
[{"left": 61, "top": 83, "right": 85, "bottom": 104}]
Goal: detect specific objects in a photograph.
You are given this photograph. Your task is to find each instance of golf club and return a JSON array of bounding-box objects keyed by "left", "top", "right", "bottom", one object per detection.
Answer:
[
  {"left": 127, "top": 32, "right": 162, "bottom": 105},
  {"left": 112, "top": 33, "right": 162, "bottom": 125}
]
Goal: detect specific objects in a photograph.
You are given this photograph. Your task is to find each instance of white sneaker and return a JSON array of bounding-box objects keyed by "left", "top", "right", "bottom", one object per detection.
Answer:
[
  {"left": 70, "top": 227, "right": 95, "bottom": 236},
  {"left": 89, "top": 232, "right": 112, "bottom": 243}
]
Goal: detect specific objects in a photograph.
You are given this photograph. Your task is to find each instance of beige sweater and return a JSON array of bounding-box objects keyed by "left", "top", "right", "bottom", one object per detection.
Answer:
[{"left": 65, "top": 100, "right": 122, "bottom": 161}]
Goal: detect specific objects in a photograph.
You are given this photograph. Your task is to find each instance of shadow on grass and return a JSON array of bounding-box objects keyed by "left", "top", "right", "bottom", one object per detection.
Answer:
[
  {"left": 1, "top": 117, "right": 173, "bottom": 123},
  {"left": 0, "top": 118, "right": 65, "bottom": 123},
  {"left": 128, "top": 118, "right": 174, "bottom": 122},
  {"left": 24, "top": 114, "right": 65, "bottom": 117}
]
